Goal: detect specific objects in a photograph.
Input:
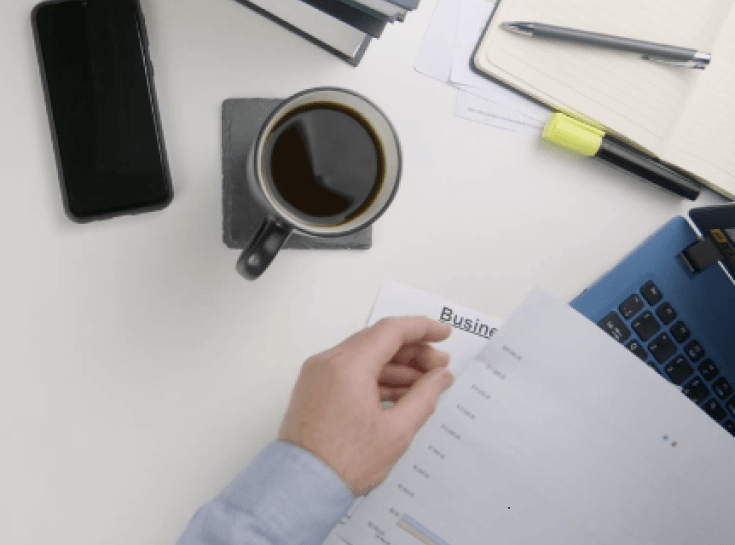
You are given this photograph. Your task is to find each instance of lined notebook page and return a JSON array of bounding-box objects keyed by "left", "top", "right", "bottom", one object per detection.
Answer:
[
  {"left": 475, "top": 0, "right": 729, "bottom": 155},
  {"left": 665, "top": 4, "right": 735, "bottom": 197}
]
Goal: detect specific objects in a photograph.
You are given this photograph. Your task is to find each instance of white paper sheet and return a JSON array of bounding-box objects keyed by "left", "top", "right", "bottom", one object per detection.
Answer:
[
  {"left": 448, "top": 0, "right": 550, "bottom": 124},
  {"left": 414, "top": 0, "right": 545, "bottom": 132},
  {"left": 340, "top": 290, "right": 735, "bottom": 545},
  {"left": 321, "top": 280, "right": 502, "bottom": 545},
  {"left": 413, "top": 0, "right": 462, "bottom": 83},
  {"left": 455, "top": 90, "right": 543, "bottom": 135},
  {"left": 365, "top": 280, "right": 502, "bottom": 375}
]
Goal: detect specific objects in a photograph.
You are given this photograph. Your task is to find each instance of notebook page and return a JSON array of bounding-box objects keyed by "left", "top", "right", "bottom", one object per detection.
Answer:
[
  {"left": 664, "top": 4, "right": 735, "bottom": 198},
  {"left": 474, "top": 0, "right": 728, "bottom": 155}
]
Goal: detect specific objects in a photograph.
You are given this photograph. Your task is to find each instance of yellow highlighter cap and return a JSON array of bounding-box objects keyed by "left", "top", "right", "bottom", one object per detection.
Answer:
[{"left": 542, "top": 113, "right": 604, "bottom": 157}]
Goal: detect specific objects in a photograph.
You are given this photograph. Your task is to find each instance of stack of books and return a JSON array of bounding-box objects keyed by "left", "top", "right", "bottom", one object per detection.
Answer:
[{"left": 233, "top": 0, "right": 420, "bottom": 65}]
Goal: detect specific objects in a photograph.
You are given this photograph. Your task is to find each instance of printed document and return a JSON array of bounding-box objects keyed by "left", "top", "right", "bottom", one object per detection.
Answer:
[
  {"left": 322, "top": 280, "right": 502, "bottom": 545},
  {"left": 365, "top": 280, "right": 502, "bottom": 375},
  {"left": 338, "top": 290, "right": 735, "bottom": 545}
]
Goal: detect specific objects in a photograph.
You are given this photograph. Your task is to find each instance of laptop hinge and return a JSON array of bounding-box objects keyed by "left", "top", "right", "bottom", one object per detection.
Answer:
[{"left": 680, "top": 238, "right": 723, "bottom": 275}]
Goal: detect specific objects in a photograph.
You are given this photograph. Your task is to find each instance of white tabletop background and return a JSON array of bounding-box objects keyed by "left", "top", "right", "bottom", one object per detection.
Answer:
[{"left": 0, "top": 0, "right": 726, "bottom": 543}]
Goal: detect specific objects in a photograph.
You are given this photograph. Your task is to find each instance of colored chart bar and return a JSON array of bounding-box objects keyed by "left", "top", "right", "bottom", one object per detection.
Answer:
[{"left": 397, "top": 514, "right": 451, "bottom": 545}]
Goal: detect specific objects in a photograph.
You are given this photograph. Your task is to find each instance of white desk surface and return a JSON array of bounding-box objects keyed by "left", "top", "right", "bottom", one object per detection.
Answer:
[{"left": 1, "top": 0, "right": 727, "bottom": 543}]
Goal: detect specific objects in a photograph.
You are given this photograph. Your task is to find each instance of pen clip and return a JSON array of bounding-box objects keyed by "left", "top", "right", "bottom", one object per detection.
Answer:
[{"left": 641, "top": 55, "right": 708, "bottom": 70}]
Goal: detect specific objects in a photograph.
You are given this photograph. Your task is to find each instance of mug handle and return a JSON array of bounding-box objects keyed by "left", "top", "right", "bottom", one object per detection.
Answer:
[{"left": 236, "top": 219, "right": 292, "bottom": 280}]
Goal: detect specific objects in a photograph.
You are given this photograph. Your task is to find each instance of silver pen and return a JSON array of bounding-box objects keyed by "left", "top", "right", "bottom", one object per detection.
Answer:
[{"left": 502, "top": 22, "right": 711, "bottom": 69}]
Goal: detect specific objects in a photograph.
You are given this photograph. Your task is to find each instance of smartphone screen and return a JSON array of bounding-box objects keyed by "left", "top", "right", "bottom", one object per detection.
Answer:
[{"left": 33, "top": 0, "right": 172, "bottom": 221}]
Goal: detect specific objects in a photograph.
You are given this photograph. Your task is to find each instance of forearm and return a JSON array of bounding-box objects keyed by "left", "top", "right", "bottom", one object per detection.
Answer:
[{"left": 177, "top": 441, "right": 354, "bottom": 545}]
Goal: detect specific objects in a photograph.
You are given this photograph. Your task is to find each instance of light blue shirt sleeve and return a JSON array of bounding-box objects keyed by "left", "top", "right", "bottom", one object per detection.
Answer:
[{"left": 176, "top": 440, "right": 355, "bottom": 545}]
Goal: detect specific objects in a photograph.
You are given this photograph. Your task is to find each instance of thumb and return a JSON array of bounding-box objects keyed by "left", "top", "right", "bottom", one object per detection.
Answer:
[{"left": 387, "top": 367, "right": 454, "bottom": 443}]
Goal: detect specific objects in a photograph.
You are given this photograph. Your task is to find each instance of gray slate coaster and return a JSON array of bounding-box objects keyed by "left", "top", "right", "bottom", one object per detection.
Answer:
[{"left": 222, "top": 98, "right": 372, "bottom": 250}]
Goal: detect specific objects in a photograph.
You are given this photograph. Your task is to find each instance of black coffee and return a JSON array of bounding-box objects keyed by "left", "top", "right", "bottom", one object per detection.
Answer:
[{"left": 264, "top": 103, "right": 384, "bottom": 225}]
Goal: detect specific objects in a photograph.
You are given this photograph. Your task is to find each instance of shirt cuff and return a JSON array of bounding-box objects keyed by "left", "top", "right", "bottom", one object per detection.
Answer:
[{"left": 213, "top": 440, "right": 355, "bottom": 545}]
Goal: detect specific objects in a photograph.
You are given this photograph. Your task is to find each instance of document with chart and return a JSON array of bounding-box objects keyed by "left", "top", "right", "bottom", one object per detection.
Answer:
[
  {"left": 365, "top": 280, "right": 502, "bottom": 375},
  {"left": 322, "top": 280, "right": 502, "bottom": 545},
  {"left": 339, "top": 290, "right": 735, "bottom": 545}
]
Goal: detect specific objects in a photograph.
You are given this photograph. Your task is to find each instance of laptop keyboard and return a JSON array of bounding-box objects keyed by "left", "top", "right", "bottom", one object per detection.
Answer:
[{"left": 598, "top": 281, "right": 735, "bottom": 437}]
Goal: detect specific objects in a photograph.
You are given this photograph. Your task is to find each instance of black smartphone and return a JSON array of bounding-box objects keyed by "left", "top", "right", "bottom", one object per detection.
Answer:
[{"left": 32, "top": 0, "right": 172, "bottom": 222}]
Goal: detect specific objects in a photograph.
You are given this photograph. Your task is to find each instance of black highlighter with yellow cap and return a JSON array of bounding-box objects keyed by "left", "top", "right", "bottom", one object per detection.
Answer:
[{"left": 542, "top": 113, "right": 701, "bottom": 201}]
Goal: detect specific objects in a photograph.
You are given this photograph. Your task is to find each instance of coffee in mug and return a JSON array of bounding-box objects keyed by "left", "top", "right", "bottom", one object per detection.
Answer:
[
  {"left": 236, "top": 88, "right": 401, "bottom": 280},
  {"left": 264, "top": 103, "right": 385, "bottom": 226}
]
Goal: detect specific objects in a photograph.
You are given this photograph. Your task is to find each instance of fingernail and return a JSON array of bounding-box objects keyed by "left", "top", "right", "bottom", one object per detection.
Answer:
[{"left": 441, "top": 371, "right": 454, "bottom": 391}]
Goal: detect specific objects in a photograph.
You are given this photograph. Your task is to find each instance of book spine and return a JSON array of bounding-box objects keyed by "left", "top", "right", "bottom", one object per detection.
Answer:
[
  {"left": 299, "top": 0, "right": 387, "bottom": 37},
  {"left": 232, "top": 0, "right": 372, "bottom": 66}
]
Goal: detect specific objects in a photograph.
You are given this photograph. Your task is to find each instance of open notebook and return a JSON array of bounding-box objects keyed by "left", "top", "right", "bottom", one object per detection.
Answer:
[{"left": 473, "top": 0, "right": 735, "bottom": 199}]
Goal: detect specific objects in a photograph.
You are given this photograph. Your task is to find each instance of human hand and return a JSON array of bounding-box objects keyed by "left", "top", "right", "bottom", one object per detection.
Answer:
[{"left": 279, "top": 316, "right": 454, "bottom": 496}]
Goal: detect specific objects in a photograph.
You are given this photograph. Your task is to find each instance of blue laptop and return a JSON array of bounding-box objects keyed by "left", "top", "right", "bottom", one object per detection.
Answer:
[{"left": 572, "top": 203, "right": 735, "bottom": 437}]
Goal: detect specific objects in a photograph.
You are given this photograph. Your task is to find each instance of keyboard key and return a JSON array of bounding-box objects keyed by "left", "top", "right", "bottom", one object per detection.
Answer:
[
  {"left": 597, "top": 312, "right": 631, "bottom": 343},
  {"left": 703, "top": 399, "right": 727, "bottom": 422},
  {"left": 670, "top": 321, "right": 691, "bottom": 343},
  {"left": 664, "top": 356, "right": 694, "bottom": 385},
  {"left": 682, "top": 377, "right": 709, "bottom": 404},
  {"left": 698, "top": 359, "right": 719, "bottom": 381},
  {"left": 684, "top": 341, "right": 705, "bottom": 362},
  {"left": 713, "top": 377, "right": 733, "bottom": 400},
  {"left": 641, "top": 281, "right": 663, "bottom": 305},
  {"left": 728, "top": 398, "right": 735, "bottom": 418},
  {"left": 631, "top": 311, "right": 660, "bottom": 342},
  {"left": 649, "top": 333, "right": 677, "bottom": 364},
  {"left": 619, "top": 294, "right": 645, "bottom": 319},
  {"left": 724, "top": 420, "right": 735, "bottom": 436},
  {"left": 626, "top": 340, "right": 647, "bottom": 361},
  {"left": 655, "top": 303, "right": 677, "bottom": 325}
]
